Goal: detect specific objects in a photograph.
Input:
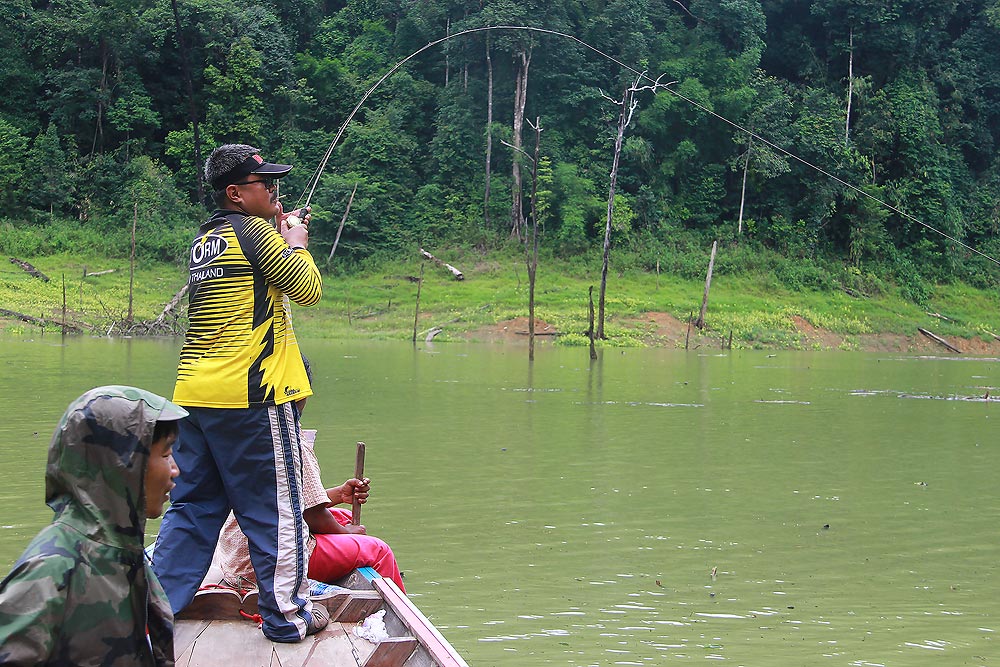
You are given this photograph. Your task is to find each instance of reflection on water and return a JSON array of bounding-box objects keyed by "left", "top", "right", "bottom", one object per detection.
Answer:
[{"left": 1, "top": 337, "right": 998, "bottom": 665}]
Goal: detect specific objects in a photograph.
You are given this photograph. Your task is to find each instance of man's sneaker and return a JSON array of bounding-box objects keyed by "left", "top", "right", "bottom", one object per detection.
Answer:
[{"left": 304, "top": 603, "right": 330, "bottom": 637}]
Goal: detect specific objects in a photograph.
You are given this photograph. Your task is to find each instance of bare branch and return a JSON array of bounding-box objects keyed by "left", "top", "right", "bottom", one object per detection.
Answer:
[
  {"left": 670, "top": 0, "right": 700, "bottom": 22},
  {"left": 602, "top": 73, "right": 678, "bottom": 122},
  {"left": 624, "top": 96, "right": 641, "bottom": 127},
  {"left": 599, "top": 89, "right": 621, "bottom": 105},
  {"left": 499, "top": 138, "right": 536, "bottom": 164},
  {"left": 633, "top": 72, "right": 677, "bottom": 95}
]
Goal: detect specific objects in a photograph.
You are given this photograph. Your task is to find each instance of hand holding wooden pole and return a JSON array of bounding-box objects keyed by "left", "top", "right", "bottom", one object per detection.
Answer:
[{"left": 352, "top": 441, "right": 366, "bottom": 526}]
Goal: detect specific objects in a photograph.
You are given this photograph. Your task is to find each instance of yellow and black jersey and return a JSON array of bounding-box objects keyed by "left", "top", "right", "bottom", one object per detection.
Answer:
[{"left": 173, "top": 210, "right": 322, "bottom": 408}]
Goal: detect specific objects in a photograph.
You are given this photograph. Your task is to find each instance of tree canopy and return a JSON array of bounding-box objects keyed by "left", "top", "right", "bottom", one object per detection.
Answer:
[{"left": 3, "top": 0, "right": 999, "bottom": 289}]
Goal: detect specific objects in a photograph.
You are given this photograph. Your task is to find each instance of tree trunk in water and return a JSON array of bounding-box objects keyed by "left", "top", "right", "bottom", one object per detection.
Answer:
[
  {"left": 128, "top": 202, "right": 137, "bottom": 323},
  {"left": 598, "top": 83, "right": 630, "bottom": 340},
  {"left": 483, "top": 37, "right": 493, "bottom": 229},
  {"left": 510, "top": 48, "right": 531, "bottom": 240},
  {"left": 526, "top": 117, "right": 541, "bottom": 362},
  {"left": 412, "top": 262, "right": 424, "bottom": 343},
  {"left": 588, "top": 286, "right": 598, "bottom": 360}
]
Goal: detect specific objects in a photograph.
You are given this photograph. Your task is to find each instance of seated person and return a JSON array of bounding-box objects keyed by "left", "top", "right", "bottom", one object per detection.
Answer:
[
  {"left": 0, "top": 386, "right": 185, "bottom": 666},
  {"left": 214, "top": 428, "right": 405, "bottom": 593},
  {"left": 213, "top": 360, "right": 404, "bottom": 594}
]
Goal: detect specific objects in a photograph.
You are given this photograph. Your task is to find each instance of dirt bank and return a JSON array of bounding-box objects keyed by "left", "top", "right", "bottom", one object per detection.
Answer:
[{"left": 470, "top": 314, "right": 1000, "bottom": 354}]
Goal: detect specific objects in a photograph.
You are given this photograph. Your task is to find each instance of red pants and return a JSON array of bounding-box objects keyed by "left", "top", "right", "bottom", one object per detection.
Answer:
[{"left": 309, "top": 509, "right": 406, "bottom": 592}]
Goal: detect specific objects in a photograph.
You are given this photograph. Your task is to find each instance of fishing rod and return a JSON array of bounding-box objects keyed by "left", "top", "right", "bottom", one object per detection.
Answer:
[{"left": 294, "top": 24, "right": 1000, "bottom": 268}]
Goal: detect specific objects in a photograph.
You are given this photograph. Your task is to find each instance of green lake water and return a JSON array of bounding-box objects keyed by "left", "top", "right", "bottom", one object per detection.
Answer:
[{"left": 1, "top": 335, "right": 997, "bottom": 666}]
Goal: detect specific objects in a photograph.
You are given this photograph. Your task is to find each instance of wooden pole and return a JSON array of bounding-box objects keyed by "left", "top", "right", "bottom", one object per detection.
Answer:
[
  {"left": 737, "top": 137, "right": 751, "bottom": 235},
  {"left": 588, "top": 286, "right": 597, "bottom": 360},
  {"left": 695, "top": 240, "right": 717, "bottom": 329},
  {"left": 352, "top": 442, "right": 366, "bottom": 526},
  {"left": 412, "top": 262, "right": 424, "bottom": 343},
  {"left": 527, "top": 116, "right": 541, "bottom": 362},
  {"left": 128, "top": 201, "right": 137, "bottom": 323},
  {"left": 329, "top": 183, "right": 358, "bottom": 260},
  {"left": 598, "top": 82, "right": 632, "bottom": 340}
]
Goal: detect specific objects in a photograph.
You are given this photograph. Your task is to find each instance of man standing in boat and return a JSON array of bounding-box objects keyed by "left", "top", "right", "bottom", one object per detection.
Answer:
[{"left": 153, "top": 144, "right": 327, "bottom": 642}]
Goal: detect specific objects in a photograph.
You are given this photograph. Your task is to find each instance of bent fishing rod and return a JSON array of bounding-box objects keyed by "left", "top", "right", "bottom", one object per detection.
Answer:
[{"left": 293, "top": 24, "right": 1000, "bottom": 268}]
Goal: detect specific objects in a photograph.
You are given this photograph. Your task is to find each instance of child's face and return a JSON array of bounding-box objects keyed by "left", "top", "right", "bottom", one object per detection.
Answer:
[{"left": 145, "top": 428, "right": 179, "bottom": 519}]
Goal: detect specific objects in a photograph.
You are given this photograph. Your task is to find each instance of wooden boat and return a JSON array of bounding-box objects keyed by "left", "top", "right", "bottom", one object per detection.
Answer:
[{"left": 173, "top": 567, "right": 468, "bottom": 667}]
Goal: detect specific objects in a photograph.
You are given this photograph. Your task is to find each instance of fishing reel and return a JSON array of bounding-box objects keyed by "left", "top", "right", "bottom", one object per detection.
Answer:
[{"left": 285, "top": 207, "right": 309, "bottom": 227}]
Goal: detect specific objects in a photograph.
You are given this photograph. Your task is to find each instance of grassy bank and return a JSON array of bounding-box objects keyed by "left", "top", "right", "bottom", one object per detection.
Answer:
[{"left": 4, "top": 250, "right": 1000, "bottom": 352}]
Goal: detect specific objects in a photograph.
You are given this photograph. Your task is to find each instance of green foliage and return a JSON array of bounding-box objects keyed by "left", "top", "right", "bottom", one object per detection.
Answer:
[
  {"left": 0, "top": 120, "right": 29, "bottom": 209},
  {"left": 25, "top": 123, "right": 74, "bottom": 216},
  {"left": 549, "top": 161, "right": 601, "bottom": 253},
  {"left": 203, "top": 37, "right": 267, "bottom": 141},
  {"left": 1, "top": 0, "right": 999, "bottom": 293}
]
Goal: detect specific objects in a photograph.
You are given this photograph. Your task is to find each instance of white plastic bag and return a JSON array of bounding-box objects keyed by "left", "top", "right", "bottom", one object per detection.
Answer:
[{"left": 353, "top": 609, "right": 389, "bottom": 643}]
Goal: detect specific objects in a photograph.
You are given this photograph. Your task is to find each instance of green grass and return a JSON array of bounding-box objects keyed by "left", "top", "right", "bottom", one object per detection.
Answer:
[
  {"left": 5, "top": 250, "right": 1000, "bottom": 350},
  {"left": 1, "top": 253, "right": 188, "bottom": 334}
]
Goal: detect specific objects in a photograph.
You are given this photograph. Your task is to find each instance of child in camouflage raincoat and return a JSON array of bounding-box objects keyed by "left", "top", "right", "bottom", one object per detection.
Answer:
[{"left": 0, "top": 386, "right": 186, "bottom": 666}]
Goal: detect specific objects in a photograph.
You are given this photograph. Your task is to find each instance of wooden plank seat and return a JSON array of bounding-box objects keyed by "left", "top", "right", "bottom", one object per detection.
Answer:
[{"left": 175, "top": 585, "right": 258, "bottom": 621}]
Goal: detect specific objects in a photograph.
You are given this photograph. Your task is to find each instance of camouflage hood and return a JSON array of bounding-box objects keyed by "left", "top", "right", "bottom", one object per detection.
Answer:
[{"left": 46, "top": 385, "right": 188, "bottom": 552}]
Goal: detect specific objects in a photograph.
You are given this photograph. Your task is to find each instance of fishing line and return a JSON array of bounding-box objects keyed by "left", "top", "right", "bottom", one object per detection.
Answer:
[{"left": 297, "top": 25, "right": 999, "bottom": 267}]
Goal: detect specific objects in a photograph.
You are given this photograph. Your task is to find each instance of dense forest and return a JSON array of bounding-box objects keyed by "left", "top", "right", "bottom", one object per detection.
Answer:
[{"left": 3, "top": 0, "right": 1000, "bottom": 297}]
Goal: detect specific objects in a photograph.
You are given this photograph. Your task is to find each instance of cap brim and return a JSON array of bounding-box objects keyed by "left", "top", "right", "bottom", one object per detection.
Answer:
[{"left": 251, "top": 162, "right": 293, "bottom": 178}]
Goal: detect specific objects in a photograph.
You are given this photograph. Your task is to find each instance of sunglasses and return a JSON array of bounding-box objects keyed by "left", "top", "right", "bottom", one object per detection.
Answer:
[{"left": 231, "top": 177, "right": 277, "bottom": 191}]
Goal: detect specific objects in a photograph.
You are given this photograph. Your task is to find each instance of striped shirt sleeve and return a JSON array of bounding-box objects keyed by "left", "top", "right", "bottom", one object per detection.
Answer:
[{"left": 241, "top": 216, "right": 323, "bottom": 306}]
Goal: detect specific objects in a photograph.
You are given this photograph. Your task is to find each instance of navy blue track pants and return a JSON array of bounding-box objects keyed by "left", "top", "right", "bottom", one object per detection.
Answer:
[{"left": 152, "top": 403, "right": 318, "bottom": 642}]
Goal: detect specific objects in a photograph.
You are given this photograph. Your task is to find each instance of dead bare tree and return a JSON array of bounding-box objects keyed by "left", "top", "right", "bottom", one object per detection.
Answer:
[
  {"left": 845, "top": 27, "right": 854, "bottom": 145},
  {"left": 501, "top": 115, "right": 543, "bottom": 361},
  {"left": 510, "top": 46, "right": 532, "bottom": 240},
  {"left": 128, "top": 202, "right": 137, "bottom": 324},
  {"left": 737, "top": 134, "right": 751, "bottom": 235},
  {"left": 483, "top": 35, "right": 494, "bottom": 229},
  {"left": 412, "top": 262, "right": 424, "bottom": 343},
  {"left": 597, "top": 73, "right": 674, "bottom": 339},
  {"left": 92, "top": 39, "right": 108, "bottom": 156},
  {"left": 328, "top": 183, "right": 358, "bottom": 260},
  {"left": 695, "top": 240, "right": 717, "bottom": 330},
  {"left": 588, "top": 286, "right": 598, "bottom": 360},
  {"left": 526, "top": 117, "right": 542, "bottom": 361}
]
